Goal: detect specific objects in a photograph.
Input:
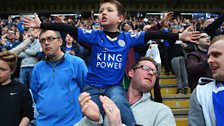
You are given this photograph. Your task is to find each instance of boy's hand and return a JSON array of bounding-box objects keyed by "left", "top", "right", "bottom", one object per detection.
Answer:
[
  {"left": 161, "top": 12, "right": 173, "bottom": 26},
  {"left": 54, "top": 16, "right": 65, "bottom": 23},
  {"left": 179, "top": 26, "right": 200, "bottom": 43},
  {"left": 22, "top": 13, "right": 41, "bottom": 28}
]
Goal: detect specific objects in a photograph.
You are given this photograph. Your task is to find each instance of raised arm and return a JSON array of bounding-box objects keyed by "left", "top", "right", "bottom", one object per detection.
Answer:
[
  {"left": 23, "top": 13, "right": 78, "bottom": 40},
  {"left": 10, "top": 28, "right": 40, "bottom": 55},
  {"left": 144, "top": 26, "right": 200, "bottom": 43},
  {"left": 9, "top": 38, "right": 33, "bottom": 54},
  {"left": 147, "top": 12, "right": 174, "bottom": 31},
  {"left": 204, "top": 14, "right": 224, "bottom": 38}
]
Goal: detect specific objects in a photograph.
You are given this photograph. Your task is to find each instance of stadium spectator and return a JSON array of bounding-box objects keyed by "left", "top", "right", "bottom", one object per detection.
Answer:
[
  {"left": 186, "top": 32, "right": 212, "bottom": 92},
  {"left": 0, "top": 50, "right": 33, "bottom": 126},
  {"left": 188, "top": 35, "right": 224, "bottom": 126},
  {"left": 30, "top": 30, "right": 88, "bottom": 125},
  {"left": 18, "top": 28, "right": 41, "bottom": 88},
  {"left": 169, "top": 26, "right": 188, "bottom": 94},
  {"left": 77, "top": 57, "right": 176, "bottom": 126}
]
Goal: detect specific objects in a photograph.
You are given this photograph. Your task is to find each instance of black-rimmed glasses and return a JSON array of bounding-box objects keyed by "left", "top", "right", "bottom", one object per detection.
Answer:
[
  {"left": 133, "top": 65, "right": 157, "bottom": 75},
  {"left": 39, "top": 36, "right": 60, "bottom": 44},
  {"left": 199, "top": 35, "right": 211, "bottom": 39}
]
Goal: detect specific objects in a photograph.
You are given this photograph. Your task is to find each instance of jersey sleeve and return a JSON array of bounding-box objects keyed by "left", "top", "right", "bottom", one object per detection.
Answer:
[
  {"left": 126, "top": 31, "right": 145, "bottom": 47},
  {"left": 77, "top": 28, "right": 100, "bottom": 44}
]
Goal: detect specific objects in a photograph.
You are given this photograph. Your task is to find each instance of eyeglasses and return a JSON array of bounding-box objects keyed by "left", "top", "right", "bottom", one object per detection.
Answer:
[
  {"left": 133, "top": 65, "right": 157, "bottom": 75},
  {"left": 8, "top": 31, "right": 15, "bottom": 34},
  {"left": 39, "top": 36, "right": 60, "bottom": 44},
  {"left": 199, "top": 35, "right": 211, "bottom": 39}
]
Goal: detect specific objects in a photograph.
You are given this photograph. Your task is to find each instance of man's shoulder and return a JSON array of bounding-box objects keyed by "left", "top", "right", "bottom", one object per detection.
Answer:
[
  {"left": 198, "top": 77, "right": 214, "bottom": 86},
  {"left": 196, "top": 77, "right": 215, "bottom": 91},
  {"left": 33, "top": 61, "right": 48, "bottom": 71},
  {"left": 194, "top": 78, "right": 215, "bottom": 104},
  {"left": 141, "top": 100, "right": 175, "bottom": 122},
  {"left": 187, "top": 51, "right": 201, "bottom": 58},
  {"left": 150, "top": 101, "right": 172, "bottom": 112},
  {"left": 140, "top": 95, "right": 172, "bottom": 113},
  {"left": 196, "top": 79, "right": 214, "bottom": 95},
  {"left": 35, "top": 60, "right": 46, "bottom": 67},
  {"left": 64, "top": 53, "right": 85, "bottom": 64}
]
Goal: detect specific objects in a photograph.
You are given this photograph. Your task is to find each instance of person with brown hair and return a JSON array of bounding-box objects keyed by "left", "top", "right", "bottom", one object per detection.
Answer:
[{"left": 77, "top": 57, "right": 175, "bottom": 126}]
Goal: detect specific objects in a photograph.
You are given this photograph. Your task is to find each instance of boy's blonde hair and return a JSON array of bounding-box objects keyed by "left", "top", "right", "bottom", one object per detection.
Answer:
[{"left": 0, "top": 50, "right": 17, "bottom": 71}]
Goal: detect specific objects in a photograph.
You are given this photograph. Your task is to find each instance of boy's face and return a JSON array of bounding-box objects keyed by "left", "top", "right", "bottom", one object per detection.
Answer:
[
  {"left": 0, "top": 60, "right": 12, "bottom": 85},
  {"left": 98, "top": 2, "right": 123, "bottom": 29}
]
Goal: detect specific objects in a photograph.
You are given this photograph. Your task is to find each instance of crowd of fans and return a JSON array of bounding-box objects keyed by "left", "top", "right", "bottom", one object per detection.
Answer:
[
  {"left": 1, "top": 12, "right": 223, "bottom": 90},
  {"left": 1, "top": 0, "right": 224, "bottom": 125}
]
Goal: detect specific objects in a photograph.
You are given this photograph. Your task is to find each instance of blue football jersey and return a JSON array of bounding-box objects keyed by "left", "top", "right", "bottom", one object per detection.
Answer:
[{"left": 78, "top": 28, "right": 145, "bottom": 88}]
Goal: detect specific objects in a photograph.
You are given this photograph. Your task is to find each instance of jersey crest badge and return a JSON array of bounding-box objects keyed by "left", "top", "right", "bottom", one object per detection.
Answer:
[{"left": 118, "top": 40, "right": 126, "bottom": 47}]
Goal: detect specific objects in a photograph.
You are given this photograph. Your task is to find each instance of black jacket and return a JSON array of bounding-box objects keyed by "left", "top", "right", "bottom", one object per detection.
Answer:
[{"left": 0, "top": 81, "right": 33, "bottom": 126}]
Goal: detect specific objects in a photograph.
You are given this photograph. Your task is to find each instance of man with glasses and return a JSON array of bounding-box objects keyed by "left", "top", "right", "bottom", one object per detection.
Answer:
[
  {"left": 30, "top": 30, "right": 88, "bottom": 126},
  {"left": 76, "top": 57, "right": 175, "bottom": 126},
  {"left": 186, "top": 32, "right": 212, "bottom": 92},
  {"left": 0, "top": 28, "right": 20, "bottom": 51}
]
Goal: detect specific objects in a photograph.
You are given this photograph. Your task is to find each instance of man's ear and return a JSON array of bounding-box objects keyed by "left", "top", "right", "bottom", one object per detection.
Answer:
[
  {"left": 128, "top": 69, "right": 134, "bottom": 78},
  {"left": 195, "top": 41, "right": 199, "bottom": 45},
  {"left": 59, "top": 38, "right": 63, "bottom": 46},
  {"left": 10, "top": 68, "right": 15, "bottom": 75},
  {"left": 118, "top": 15, "right": 124, "bottom": 23}
]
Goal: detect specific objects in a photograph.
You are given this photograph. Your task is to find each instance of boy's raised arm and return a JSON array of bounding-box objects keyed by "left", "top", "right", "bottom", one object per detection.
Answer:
[{"left": 22, "top": 13, "right": 78, "bottom": 40}]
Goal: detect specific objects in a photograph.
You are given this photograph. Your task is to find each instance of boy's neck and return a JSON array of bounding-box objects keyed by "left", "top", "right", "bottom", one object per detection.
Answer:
[
  {"left": 102, "top": 24, "right": 119, "bottom": 32},
  {"left": 1, "top": 79, "right": 11, "bottom": 86},
  {"left": 103, "top": 30, "right": 119, "bottom": 39}
]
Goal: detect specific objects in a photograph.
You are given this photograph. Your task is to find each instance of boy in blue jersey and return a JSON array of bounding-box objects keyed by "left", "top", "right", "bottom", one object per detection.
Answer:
[{"left": 23, "top": 1, "right": 200, "bottom": 125}]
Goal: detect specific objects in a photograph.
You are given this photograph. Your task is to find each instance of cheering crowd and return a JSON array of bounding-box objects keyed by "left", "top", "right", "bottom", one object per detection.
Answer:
[{"left": 1, "top": 0, "right": 224, "bottom": 126}]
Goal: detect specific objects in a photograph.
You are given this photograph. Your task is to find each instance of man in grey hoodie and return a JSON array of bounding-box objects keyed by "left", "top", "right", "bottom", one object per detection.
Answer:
[
  {"left": 77, "top": 57, "right": 176, "bottom": 126},
  {"left": 17, "top": 28, "right": 41, "bottom": 88}
]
